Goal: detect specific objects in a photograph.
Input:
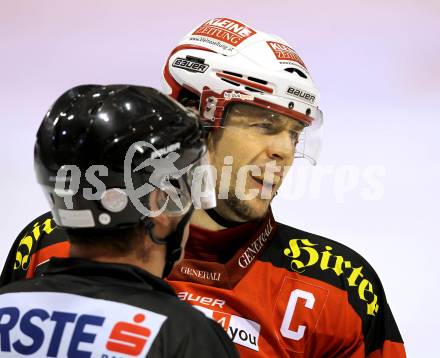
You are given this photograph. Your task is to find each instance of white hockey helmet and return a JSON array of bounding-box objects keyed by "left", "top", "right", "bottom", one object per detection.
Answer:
[{"left": 162, "top": 18, "right": 323, "bottom": 164}]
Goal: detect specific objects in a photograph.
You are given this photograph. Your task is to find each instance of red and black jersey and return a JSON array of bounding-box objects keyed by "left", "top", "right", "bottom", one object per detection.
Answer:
[{"left": 0, "top": 211, "right": 406, "bottom": 357}]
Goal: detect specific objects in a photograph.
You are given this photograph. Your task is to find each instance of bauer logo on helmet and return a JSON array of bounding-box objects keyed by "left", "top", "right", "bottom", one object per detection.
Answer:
[{"left": 172, "top": 57, "right": 209, "bottom": 73}]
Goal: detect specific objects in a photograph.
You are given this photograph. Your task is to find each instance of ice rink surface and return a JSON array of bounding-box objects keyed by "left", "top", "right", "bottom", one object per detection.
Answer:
[{"left": 1, "top": 1, "right": 439, "bottom": 356}]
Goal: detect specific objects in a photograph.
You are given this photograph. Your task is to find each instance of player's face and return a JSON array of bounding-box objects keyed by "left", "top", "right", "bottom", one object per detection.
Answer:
[{"left": 208, "top": 103, "right": 304, "bottom": 221}]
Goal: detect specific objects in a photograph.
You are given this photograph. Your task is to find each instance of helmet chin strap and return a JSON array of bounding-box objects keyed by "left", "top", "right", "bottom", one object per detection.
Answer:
[
  {"left": 144, "top": 206, "right": 194, "bottom": 278},
  {"left": 204, "top": 208, "right": 244, "bottom": 228}
]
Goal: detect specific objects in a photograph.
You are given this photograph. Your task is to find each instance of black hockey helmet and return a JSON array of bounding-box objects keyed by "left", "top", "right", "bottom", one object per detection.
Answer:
[
  {"left": 35, "top": 84, "right": 216, "bottom": 276},
  {"left": 35, "top": 84, "right": 214, "bottom": 229}
]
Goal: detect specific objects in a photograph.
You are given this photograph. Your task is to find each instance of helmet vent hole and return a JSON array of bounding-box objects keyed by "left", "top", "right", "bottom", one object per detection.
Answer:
[
  {"left": 244, "top": 86, "right": 263, "bottom": 93},
  {"left": 223, "top": 71, "right": 243, "bottom": 78},
  {"left": 220, "top": 78, "right": 240, "bottom": 87},
  {"left": 247, "top": 77, "right": 268, "bottom": 85},
  {"left": 306, "top": 108, "right": 311, "bottom": 116},
  {"left": 284, "top": 67, "right": 308, "bottom": 79}
]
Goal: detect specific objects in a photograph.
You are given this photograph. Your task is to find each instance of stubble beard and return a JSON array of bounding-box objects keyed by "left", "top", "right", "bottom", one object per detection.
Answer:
[{"left": 218, "top": 188, "right": 272, "bottom": 222}]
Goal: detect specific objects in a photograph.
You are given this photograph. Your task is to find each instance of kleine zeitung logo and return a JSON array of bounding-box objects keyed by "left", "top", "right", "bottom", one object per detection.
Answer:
[
  {"left": 193, "top": 18, "right": 256, "bottom": 46},
  {"left": 267, "top": 41, "right": 307, "bottom": 69}
]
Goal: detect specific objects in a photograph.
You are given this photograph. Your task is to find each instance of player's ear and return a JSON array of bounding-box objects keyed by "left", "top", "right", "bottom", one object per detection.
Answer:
[
  {"left": 146, "top": 188, "right": 193, "bottom": 242},
  {"left": 147, "top": 189, "right": 173, "bottom": 230}
]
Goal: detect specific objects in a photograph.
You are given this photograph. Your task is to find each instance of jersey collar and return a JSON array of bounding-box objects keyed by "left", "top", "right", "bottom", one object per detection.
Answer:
[
  {"left": 46, "top": 257, "right": 176, "bottom": 295},
  {"left": 167, "top": 209, "right": 277, "bottom": 289}
]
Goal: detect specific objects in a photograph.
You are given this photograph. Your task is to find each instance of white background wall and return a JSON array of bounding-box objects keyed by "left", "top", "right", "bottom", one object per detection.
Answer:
[{"left": 1, "top": 1, "right": 439, "bottom": 356}]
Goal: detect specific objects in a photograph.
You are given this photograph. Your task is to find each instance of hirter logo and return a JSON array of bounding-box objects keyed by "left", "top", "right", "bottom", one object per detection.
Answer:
[
  {"left": 267, "top": 41, "right": 307, "bottom": 69},
  {"left": 193, "top": 18, "right": 256, "bottom": 46}
]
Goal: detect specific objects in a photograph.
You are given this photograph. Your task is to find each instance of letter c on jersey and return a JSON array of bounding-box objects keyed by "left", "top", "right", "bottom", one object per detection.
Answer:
[{"left": 280, "top": 289, "right": 315, "bottom": 341}]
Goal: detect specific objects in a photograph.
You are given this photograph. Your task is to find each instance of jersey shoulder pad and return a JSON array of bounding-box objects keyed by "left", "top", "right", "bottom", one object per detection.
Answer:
[{"left": 260, "top": 222, "right": 404, "bottom": 352}]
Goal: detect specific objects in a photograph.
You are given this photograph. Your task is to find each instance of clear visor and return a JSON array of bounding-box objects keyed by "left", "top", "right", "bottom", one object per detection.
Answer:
[
  {"left": 126, "top": 141, "right": 216, "bottom": 218},
  {"left": 156, "top": 151, "right": 217, "bottom": 216},
  {"left": 295, "top": 109, "right": 323, "bottom": 165},
  {"left": 210, "top": 103, "right": 323, "bottom": 166}
]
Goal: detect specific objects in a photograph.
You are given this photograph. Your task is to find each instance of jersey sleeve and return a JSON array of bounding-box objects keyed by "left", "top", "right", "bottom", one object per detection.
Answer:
[
  {"left": 322, "top": 242, "right": 406, "bottom": 357},
  {"left": 0, "top": 212, "right": 69, "bottom": 286},
  {"left": 333, "top": 242, "right": 405, "bottom": 357},
  {"left": 360, "top": 265, "right": 406, "bottom": 357}
]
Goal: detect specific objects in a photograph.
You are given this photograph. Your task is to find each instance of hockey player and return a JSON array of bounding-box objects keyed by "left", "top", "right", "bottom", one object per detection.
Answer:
[
  {"left": 0, "top": 85, "right": 238, "bottom": 357},
  {"left": 161, "top": 18, "right": 406, "bottom": 357},
  {"left": 1, "top": 19, "right": 406, "bottom": 357}
]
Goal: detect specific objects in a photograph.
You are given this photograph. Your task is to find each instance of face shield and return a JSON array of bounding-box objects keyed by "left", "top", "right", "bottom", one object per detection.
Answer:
[
  {"left": 200, "top": 88, "right": 323, "bottom": 166},
  {"left": 294, "top": 108, "right": 323, "bottom": 166}
]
